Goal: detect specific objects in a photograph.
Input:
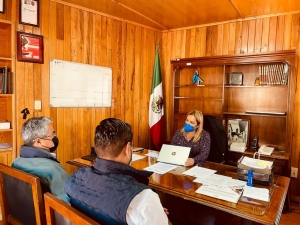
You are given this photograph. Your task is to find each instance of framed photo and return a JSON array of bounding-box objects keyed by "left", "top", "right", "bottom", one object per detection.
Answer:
[
  {"left": 17, "top": 32, "right": 44, "bottom": 64},
  {"left": 229, "top": 72, "right": 243, "bottom": 85},
  {"left": 0, "top": 0, "right": 4, "bottom": 14},
  {"left": 19, "top": 0, "right": 39, "bottom": 27},
  {"left": 227, "top": 119, "right": 250, "bottom": 146}
]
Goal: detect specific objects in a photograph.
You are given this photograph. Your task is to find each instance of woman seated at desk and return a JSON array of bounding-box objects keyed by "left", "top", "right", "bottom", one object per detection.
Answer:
[{"left": 171, "top": 110, "right": 211, "bottom": 166}]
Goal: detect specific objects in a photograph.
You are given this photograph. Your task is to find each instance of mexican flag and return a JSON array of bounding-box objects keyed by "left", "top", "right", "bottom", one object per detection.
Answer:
[{"left": 149, "top": 48, "right": 165, "bottom": 150}]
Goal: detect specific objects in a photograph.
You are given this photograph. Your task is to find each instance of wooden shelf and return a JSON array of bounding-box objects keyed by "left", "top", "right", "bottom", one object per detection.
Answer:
[
  {"left": 171, "top": 50, "right": 295, "bottom": 176},
  {"left": 224, "top": 85, "right": 288, "bottom": 88},
  {"left": 0, "top": 20, "right": 15, "bottom": 166},
  {"left": 223, "top": 112, "right": 287, "bottom": 117}
]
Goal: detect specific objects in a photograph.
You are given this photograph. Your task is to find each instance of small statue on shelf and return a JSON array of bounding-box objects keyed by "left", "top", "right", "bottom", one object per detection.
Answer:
[{"left": 192, "top": 70, "right": 204, "bottom": 86}]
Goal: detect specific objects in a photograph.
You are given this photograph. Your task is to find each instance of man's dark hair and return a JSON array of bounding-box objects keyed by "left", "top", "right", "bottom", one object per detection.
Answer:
[{"left": 94, "top": 118, "right": 133, "bottom": 158}]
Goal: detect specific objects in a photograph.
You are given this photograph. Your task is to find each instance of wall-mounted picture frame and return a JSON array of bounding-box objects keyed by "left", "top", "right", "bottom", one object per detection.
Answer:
[
  {"left": 0, "top": 0, "right": 4, "bottom": 14},
  {"left": 227, "top": 118, "right": 250, "bottom": 146},
  {"left": 17, "top": 31, "right": 44, "bottom": 64},
  {"left": 19, "top": 0, "right": 39, "bottom": 27}
]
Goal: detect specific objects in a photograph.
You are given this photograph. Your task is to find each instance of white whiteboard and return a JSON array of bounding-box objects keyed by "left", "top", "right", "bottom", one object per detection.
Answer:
[{"left": 50, "top": 59, "right": 112, "bottom": 107}]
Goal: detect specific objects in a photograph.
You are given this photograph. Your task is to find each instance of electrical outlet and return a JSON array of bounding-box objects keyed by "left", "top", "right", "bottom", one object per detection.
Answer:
[
  {"left": 34, "top": 100, "right": 42, "bottom": 110},
  {"left": 291, "top": 167, "right": 298, "bottom": 178}
]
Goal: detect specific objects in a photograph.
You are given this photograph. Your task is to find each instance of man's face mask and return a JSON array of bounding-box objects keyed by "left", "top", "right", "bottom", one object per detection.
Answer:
[
  {"left": 184, "top": 123, "right": 195, "bottom": 132},
  {"left": 49, "top": 136, "right": 59, "bottom": 153}
]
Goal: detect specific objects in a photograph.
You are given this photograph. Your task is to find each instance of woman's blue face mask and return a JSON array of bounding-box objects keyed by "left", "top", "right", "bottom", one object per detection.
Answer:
[{"left": 184, "top": 123, "right": 195, "bottom": 132}]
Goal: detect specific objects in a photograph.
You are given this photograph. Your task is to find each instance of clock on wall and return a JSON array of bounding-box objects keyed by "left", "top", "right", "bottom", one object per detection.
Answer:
[{"left": 229, "top": 72, "right": 243, "bottom": 85}]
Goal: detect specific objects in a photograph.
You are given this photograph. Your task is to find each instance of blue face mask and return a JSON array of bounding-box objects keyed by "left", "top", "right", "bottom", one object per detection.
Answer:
[{"left": 184, "top": 123, "right": 195, "bottom": 132}]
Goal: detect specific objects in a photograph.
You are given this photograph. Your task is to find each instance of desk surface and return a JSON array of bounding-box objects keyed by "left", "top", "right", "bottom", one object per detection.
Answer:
[{"left": 67, "top": 150, "right": 290, "bottom": 225}]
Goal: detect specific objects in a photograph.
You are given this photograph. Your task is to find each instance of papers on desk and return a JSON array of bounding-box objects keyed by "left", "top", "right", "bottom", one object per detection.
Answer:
[
  {"left": 143, "top": 162, "right": 178, "bottom": 174},
  {"left": 132, "top": 153, "right": 146, "bottom": 162},
  {"left": 242, "top": 186, "right": 270, "bottom": 202},
  {"left": 196, "top": 184, "right": 242, "bottom": 203},
  {"left": 182, "top": 166, "right": 216, "bottom": 178},
  {"left": 193, "top": 174, "right": 232, "bottom": 186},
  {"left": 240, "top": 156, "right": 273, "bottom": 169},
  {"left": 144, "top": 151, "right": 159, "bottom": 158}
]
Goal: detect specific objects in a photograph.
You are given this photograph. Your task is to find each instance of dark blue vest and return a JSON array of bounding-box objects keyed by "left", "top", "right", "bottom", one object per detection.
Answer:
[{"left": 65, "top": 158, "right": 153, "bottom": 225}]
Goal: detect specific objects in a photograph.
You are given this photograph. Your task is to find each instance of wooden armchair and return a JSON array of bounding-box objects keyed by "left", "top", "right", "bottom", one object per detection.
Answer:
[
  {"left": 0, "top": 163, "right": 46, "bottom": 225},
  {"left": 44, "top": 193, "right": 100, "bottom": 225}
]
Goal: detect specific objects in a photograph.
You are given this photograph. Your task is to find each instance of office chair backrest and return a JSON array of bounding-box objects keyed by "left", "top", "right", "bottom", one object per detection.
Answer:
[
  {"left": 203, "top": 115, "right": 227, "bottom": 163},
  {"left": 0, "top": 163, "right": 46, "bottom": 225},
  {"left": 44, "top": 193, "right": 100, "bottom": 225}
]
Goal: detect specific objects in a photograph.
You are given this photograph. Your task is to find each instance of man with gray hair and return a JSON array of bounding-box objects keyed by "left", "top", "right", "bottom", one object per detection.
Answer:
[{"left": 12, "top": 116, "right": 69, "bottom": 203}]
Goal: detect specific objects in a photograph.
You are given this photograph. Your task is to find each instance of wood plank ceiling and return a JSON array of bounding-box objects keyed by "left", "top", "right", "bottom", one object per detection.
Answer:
[{"left": 57, "top": 0, "right": 300, "bottom": 31}]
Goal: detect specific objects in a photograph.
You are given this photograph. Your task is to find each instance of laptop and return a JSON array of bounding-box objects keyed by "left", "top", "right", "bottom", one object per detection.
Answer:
[
  {"left": 81, "top": 147, "right": 97, "bottom": 162},
  {"left": 157, "top": 144, "right": 191, "bottom": 166}
]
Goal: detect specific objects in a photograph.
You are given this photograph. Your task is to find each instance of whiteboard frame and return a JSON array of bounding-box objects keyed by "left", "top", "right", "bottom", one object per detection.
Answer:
[{"left": 49, "top": 59, "right": 112, "bottom": 108}]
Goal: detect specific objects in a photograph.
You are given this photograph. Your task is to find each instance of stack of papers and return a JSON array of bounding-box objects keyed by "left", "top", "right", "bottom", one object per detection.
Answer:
[
  {"left": 230, "top": 142, "right": 246, "bottom": 152},
  {"left": 0, "top": 143, "right": 12, "bottom": 149},
  {"left": 240, "top": 156, "right": 273, "bottom": 169},
  {"left": 182, "top": 166, "right": 216, "bottom": 178},
  {"left": 132, "top": 153, "right": 146, "bottom": 162},
  {"left": 242, "top": 186, "right": 270, "bottom": 202},
  {"left": 143, "top": 162, "right": 178, "bottom": 174}
]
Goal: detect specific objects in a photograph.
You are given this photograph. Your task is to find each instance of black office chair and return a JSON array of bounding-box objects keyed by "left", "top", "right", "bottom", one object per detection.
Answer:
[
  {"left": 0, "top": 163, "right": 46, "bottom": 225},
  {"left": 203, "top": 115, "right": 227, "bottom": 163}
]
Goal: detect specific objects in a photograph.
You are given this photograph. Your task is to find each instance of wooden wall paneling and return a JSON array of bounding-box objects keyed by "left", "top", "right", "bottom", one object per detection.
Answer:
[
  {"left": 162, "top": 32, "right": 172, "bottom": 140},
  {"left": 216, "top": 25, "right": 223, "bottom": 56},
  {"left": 15, "top": 61, "right": 25, "bottom": 155},
  {"left": 261, "top": 17, "right": 270, "bottom": 52},
  {"left": 284, "top": 14, "right": 293, "bottom": 50},
  {"left": 194, "top": 28, "right": 201, "bottom": 57},
  {"left": 247, "top": 20, "right": 256, "bottom": 53},
  {"left": 222, "top": 23, "right": 229, "bottom": 55},
  {"left": 210, "top": 25, "right": 218, "bottom": 56},
  {"left": 268, "top": 17, "right": 277, "bottom": 52},
  {"left": 275, "top": 15, "right": 285, "bottom": 51},
  {"left": 175, "top": 30, "right": 183, "bottom": 58},
  {"left": 199, "top": 27, "right": 207, "bottom": 57},
  {"left": 111, "top": 20, "right": 122, "bottom": 119},
  {"left": 40, "top": 1, "right": 51, "bottom": 119},
  {"left": 33, "top": 64, "right": 42, "bottom": 117},
  {"left": 291, "top": 14, "right": 300, "bottom": 49},
  {"left": 228, "top": 22, "right": 236, "bottom": 55},
  {"left": 240, "top": 20, "right": 249, "bottom": 54},
  {"left": 234, "top": 21, "right": 242, "bottom": 55},
  {"left": 205, "top": 26, "right": 212, "bottom": 56},
  {"left": 185, "top": 29, "right": 191, "bottom": 58},
  {"left": 120, "top": 21, "right": 127, "bottom": 122},
  {"left": 133, "top": 25, "right": 141, "bottom": 145},
  {"left": 124, "top": 23, "right": 135, "bottom": 130},
  {"left": 23, "top": 62, "right": 34, "bottom": 116},
  {"left": 254, "top": 18, "right": 262, "bottom": 53}
]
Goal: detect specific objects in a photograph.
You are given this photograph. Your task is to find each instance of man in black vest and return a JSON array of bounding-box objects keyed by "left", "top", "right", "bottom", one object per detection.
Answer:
[{"left": 65, "top": 118, "right": 169, "bottom": 225}]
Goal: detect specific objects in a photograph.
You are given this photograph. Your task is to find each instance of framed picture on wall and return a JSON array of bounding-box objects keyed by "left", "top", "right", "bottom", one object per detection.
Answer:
[
  {"left": 0, "top": 0, "right": 4, "bottom": 14},
  {"left": 19, "top": 0, "right": 40, "bottom": 27},
  {"left": 17, "top": 32, "right": 44, "bottom": 64},
  {"left": 227, "top": 119, "right": 250, "bottom": 146}
]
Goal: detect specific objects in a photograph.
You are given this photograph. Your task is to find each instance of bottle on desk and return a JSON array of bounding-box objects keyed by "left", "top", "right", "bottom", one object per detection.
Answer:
[{"left": 247, "top": 170, "right": 253, "bottom": 187}]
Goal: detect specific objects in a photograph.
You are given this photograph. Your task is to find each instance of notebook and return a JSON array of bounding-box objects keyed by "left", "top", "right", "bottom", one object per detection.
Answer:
[{"left": 157, "top": 144, "right": 191, "bottom": 166}]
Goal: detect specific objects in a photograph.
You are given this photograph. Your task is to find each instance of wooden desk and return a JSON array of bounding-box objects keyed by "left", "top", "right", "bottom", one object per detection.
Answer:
[{"left": 67, "top": 150, "right": 289, "bottom": 225}]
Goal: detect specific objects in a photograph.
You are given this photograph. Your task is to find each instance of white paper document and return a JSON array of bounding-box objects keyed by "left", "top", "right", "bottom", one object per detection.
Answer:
[
  {"left": 145, "top": 152, "right": 159, "bottom": 158},
  {"left": 143, "top": 162, "right": 178, "bottom": 174},
  {"left": 242, "top": 186, "right": 270, "bottom": 202},
  {"left": 182, "top": 166, "right": 216, "bottom": 178},
  {"left": 196, "top": 184, "right": 241, "bottom": 203},
  {"left": 240, "top": 156, "right": 273, "bottom": 169},
  {"left": 132, "top": 154, "right": 146, "bottom": 162},
  {"left": 193, "top": 174, "right": 232, "bottom": 186}
]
